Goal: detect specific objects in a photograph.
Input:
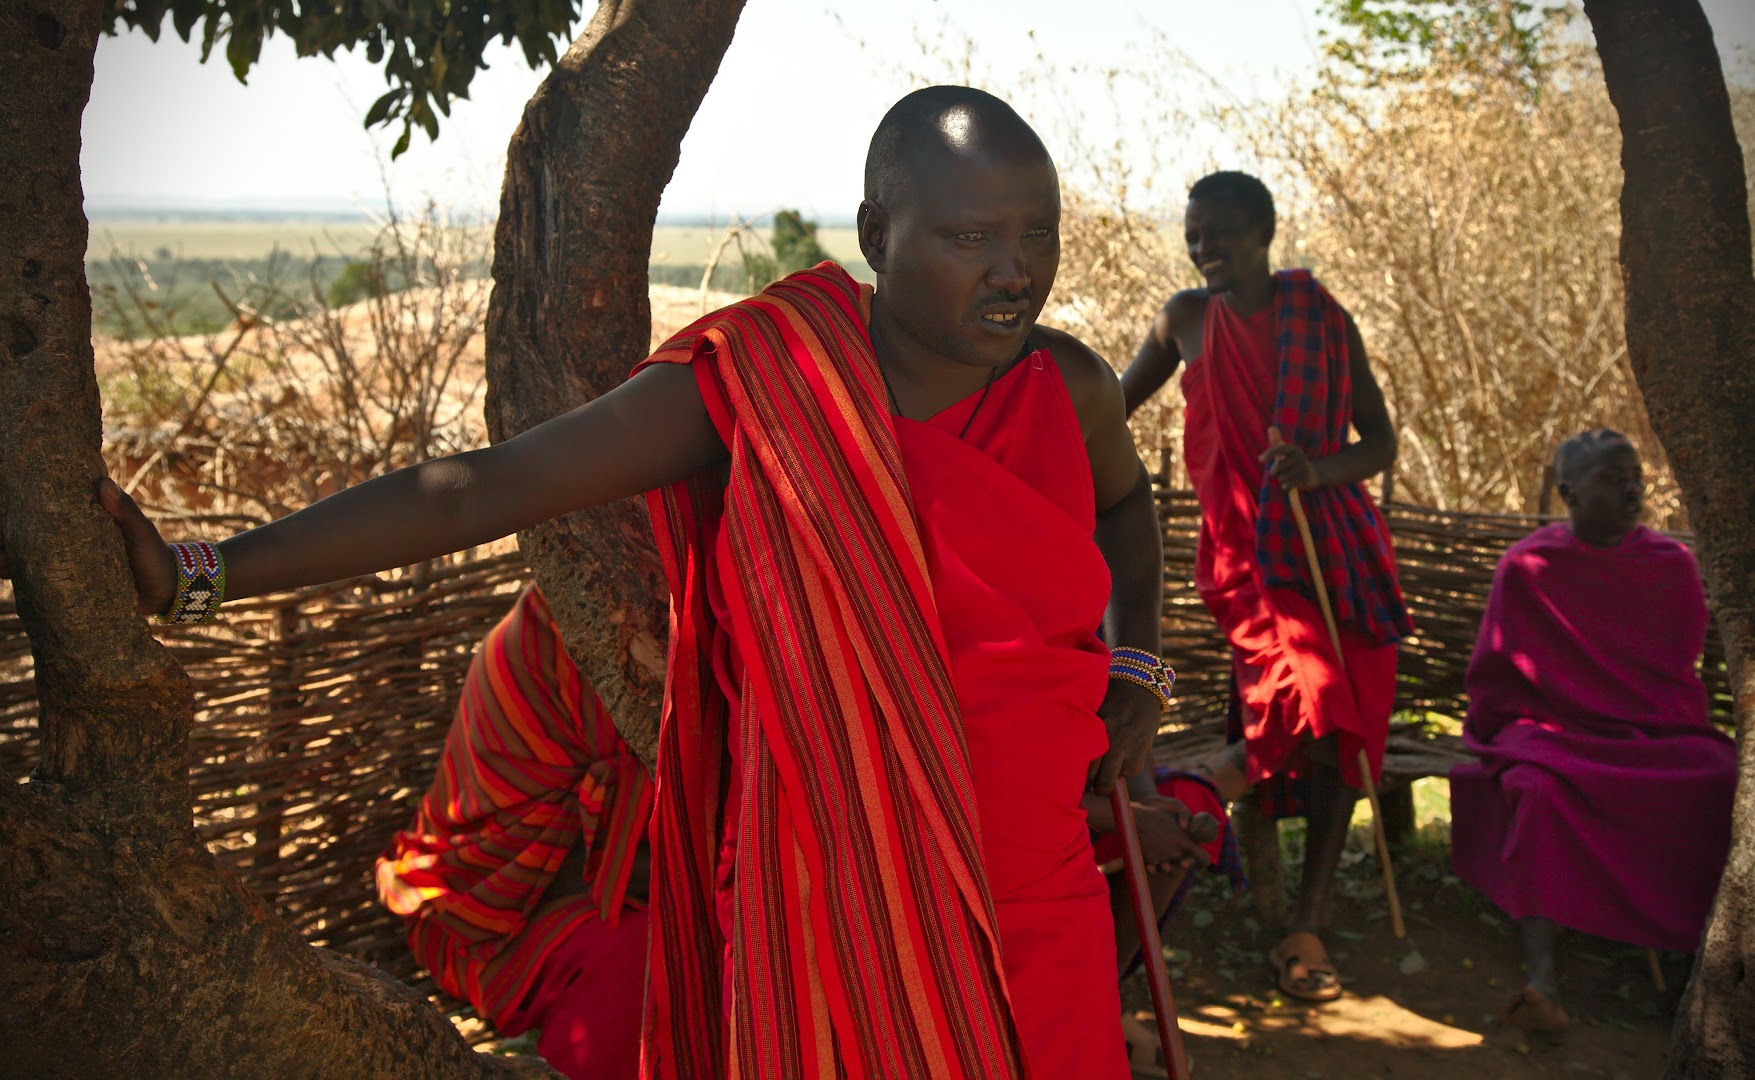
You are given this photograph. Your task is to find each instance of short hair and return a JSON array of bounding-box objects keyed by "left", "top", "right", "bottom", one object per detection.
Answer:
[
  {"left": 864, "top": 86, "right": 1044, "bottom": 209},
  {"left": 1188, "top": 171, "right": 1277, "bottom": 243},
  {"left": 1554, "top": 427, "right": 1634, "bottom": 484}
]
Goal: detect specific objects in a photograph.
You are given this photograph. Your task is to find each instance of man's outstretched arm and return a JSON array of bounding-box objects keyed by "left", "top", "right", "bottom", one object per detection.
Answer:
[{"left": 102, "top": 363, "right": 727, "bottom": 615}]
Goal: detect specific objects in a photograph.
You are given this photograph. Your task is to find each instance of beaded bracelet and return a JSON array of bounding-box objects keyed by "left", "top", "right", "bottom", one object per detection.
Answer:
[
  {"left": 1109, "top": 667, "right": 1172, "bottom": 712},
  {"left": 1111, "top": 646, "right": 1175, "bottom": 694},
  {"left": 157, "top": 540, "right": 227, "bottom": 625},
  {"left": 1108, "top": 647, "right": 1176, "bottom": 713}
]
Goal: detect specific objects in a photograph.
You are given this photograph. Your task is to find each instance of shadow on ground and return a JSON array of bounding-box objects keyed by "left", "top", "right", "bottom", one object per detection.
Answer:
[{"left": 1122, "top": 814, "right": 1678, "bottom": 1080}]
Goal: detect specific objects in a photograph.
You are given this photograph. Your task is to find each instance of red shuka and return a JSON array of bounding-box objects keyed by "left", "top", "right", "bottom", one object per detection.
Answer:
[
  {"left": 376, "top": 586, "right": 652, "bottom": 1031},
  {"left": 637, "top": 264, "right": 1128, "bottom": 1078},
  {"left": 1182, "top": 292, "right": 1397, "bottom": 788}
]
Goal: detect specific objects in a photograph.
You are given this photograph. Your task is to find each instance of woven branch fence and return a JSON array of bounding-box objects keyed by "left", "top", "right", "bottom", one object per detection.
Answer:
[{"left": 0, "top": 488, "right": 1732, "bottom": 993}]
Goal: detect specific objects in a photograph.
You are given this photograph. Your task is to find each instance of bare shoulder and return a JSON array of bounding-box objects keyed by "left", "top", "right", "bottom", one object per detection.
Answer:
[
  {"left": 1150, "top": 287, "right": 1212, "bottom": 362},
  {"left": 1032, "top": 324, "right": 1121, "bottom": 432},
  {"left": 1163, "top": 288, "right": 1211, "bottom": 337}
]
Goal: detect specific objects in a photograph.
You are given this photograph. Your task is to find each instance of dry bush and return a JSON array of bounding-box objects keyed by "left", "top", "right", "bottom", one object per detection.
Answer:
[
  {"left": 98, "top": 205, "right": 492, "bottom": 530},
  {"left": 1051, "top": 190, "right": 1189, "bottom": 470},
  {"left": 881, "top": 6, "right": 1704, "bottom": 521},
  {"left": 1233, "top": 14, "right": 1675, "bottom": 519}
]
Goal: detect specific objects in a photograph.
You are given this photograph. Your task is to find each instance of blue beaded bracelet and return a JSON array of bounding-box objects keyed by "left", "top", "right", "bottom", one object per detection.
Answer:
[
  {"left": 157, "top": 540, "right": 227, "bottom": 625},
  {"left": 1108, "top": 648, "right": 1175, "bottom": 711}
]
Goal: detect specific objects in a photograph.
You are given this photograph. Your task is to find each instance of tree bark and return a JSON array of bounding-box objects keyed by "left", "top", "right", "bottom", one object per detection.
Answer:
[
  {"left": 1580, "top": 2, "right": 1755, "bottom": 1075},
  {"left": 0, "top": 2, "right": 554, "bottom": 1075},
  {"left": 485, "top": 0, "right": 747, "bottom": 768}
]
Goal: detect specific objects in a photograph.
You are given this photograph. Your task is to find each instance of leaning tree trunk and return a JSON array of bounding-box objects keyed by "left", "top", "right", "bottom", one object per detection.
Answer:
[
  {"left": 1581, "top": 1, "right": 1755, "bottom": 1075},
  {"left": 0, "top": 3, "right": 558, "bottom": 1076},
  {"left": 485, "top": 0, "right": 747, "bottom": 767}
]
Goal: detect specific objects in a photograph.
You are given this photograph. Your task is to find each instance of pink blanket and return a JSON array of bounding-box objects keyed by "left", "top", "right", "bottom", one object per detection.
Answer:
[{"left": 1450, "top": 523, "right": 1736, "bottom": 952}]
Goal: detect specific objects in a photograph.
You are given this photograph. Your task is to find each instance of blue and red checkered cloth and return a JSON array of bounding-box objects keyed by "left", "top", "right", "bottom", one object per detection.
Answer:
[{"left": 1256, "top": 269, "right": 1413, "bottom": 647}]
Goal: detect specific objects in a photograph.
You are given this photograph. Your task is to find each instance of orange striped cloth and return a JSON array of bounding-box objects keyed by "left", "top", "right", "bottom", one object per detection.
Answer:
[
  {"left": 636, "top": 264, "right": 1025, "bottom": 1080},
  {"left": 375, "top": 585, "right": 653, "bottom": 1030}
]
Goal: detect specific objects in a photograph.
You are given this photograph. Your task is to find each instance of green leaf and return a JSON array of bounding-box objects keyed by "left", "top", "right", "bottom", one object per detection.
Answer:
[
  {"left": 169, "top": 0, "right": 206, "bottom": 41},
  {"left": 364, "top": 89, "right": 402, "bottom": 129}
]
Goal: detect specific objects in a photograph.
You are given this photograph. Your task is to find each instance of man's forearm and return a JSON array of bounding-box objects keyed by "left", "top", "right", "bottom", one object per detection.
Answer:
[
  {"left": 1095, "top": 467, "right": 1164, "bottom": 653},
  {"left": 217, "top": 451, "right": 511, "bottom": 602},
  {"left": 1314, "top": 432, "right": 1396, "bottom": 488}
]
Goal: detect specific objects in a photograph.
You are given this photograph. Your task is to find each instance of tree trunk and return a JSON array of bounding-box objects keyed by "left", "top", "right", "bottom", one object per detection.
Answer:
[
  {"left": 1580, "top": 2, "right": 1755, "bottom": 1075},
  {"left": 0, "top": 2, "right": 555, "bottom": 1075},
  {"left": 485, "top": 0, "right": 747, "bottom": 768}
]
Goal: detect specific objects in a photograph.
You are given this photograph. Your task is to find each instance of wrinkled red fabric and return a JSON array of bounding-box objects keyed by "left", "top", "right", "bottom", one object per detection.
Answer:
[
  {"left": 704, "top": 348, "right": 1127, "bottom": 1077},
  {"left": 1182, "top": 297, "right": 1395, "bottom": 788},
  {"left": 501, "top": 910, "right": 649, "bottom": 1080}
]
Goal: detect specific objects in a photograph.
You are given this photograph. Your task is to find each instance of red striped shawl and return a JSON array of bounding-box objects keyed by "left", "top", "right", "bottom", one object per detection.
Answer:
[
  {"left": 376, "top": 586, "right": 652, "bottom": 1028},
  {"left": 638, "top": 263, "right": 1026, "bottom": 1079}
]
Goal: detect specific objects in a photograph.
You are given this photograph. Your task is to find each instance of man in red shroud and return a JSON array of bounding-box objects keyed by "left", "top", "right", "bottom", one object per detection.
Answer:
[
  {"left": 1121, "top": 171, "right": 1411, "bottom": 1003},
  {"left": 376, "top": 585, "right": 651, "bottom": 1079}
]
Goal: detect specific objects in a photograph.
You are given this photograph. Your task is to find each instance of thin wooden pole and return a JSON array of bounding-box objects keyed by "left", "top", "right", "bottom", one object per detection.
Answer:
[
  {"left": 1110, "top": 787, "right": 1191, "bottom": 1080},
  {"left": 1273, "top": 429, "right": 1407, "bottom": 940},
  {"left": 1647, "top": 948, "right": 1667, "bottom": 994}
]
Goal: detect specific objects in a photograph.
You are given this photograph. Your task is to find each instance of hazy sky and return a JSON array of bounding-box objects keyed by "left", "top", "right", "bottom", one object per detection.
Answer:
[{"left": 82, "top": 0, "right": 1755, "bottom": 222}]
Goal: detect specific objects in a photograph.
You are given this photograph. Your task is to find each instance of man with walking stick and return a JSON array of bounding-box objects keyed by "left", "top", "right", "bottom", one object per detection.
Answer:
[{"left": 1122, "top": 171, "right": 1412, "bottom": 1003}]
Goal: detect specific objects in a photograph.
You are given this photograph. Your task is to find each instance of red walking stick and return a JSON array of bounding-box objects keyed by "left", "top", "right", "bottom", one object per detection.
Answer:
[{"left": 1110, "top": 786, "right": 1191, "bottom": 1080}]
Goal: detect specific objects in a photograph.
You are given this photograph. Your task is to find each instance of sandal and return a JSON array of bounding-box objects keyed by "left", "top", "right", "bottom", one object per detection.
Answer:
[
  {"left": 1268, "top": 931, "right": 1344, "bottom": 1003},
  {"left": 1501, "top": 987, "right": 1570, "bottom": 1033}
]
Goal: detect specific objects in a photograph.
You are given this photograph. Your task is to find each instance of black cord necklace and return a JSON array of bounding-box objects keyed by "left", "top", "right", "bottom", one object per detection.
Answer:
[{"left": 882, "top": 362, "right": 1001, "bottom": 440}]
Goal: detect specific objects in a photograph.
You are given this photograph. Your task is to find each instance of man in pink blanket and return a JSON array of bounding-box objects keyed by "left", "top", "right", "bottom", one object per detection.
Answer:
[{"left": 1450, "top": 428, "right": 1736, "bottom": 1034}]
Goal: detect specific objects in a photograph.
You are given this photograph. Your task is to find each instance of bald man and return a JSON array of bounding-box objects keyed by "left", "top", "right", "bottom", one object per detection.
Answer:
[
  {"left": 99, "top": 87, "right": 1178, "bottom": 1078},
  {"left": 1450, "top": 430, "right": 1735, "bottom": 1033}
]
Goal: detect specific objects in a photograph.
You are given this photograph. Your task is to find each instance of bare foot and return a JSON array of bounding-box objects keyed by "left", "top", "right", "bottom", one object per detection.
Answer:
[
  {"left": 1502, "top": 986, "right": 1570, "bottom": 1033},
  {"left": 1121, "top": 1012, "right": 1171, "bottom": 1078}
]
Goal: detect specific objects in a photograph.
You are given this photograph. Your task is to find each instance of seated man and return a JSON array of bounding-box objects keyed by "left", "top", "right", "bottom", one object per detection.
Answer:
[
  {"left": 1087, "top": 766, "right": 1239, "bottom": 972},
  {"left": 1450, "top": 429, "right": 1736, "bottom": 1033},
  {"left": 1087, "top": 764, "right": 1240, "bottom": 1074},
  {"left": 375, "top": 585, "right": 653, "bottom": 1080}
]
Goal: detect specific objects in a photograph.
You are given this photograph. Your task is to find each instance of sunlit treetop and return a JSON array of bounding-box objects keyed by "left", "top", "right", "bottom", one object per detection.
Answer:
[{"left": 1319, "top": 0, "right": 1564, "bottom": 93}]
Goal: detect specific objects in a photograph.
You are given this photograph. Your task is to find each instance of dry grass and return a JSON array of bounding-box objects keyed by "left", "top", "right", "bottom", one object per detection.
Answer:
[{"left": 95, "top": 204, "right": 740, "bottom": 532}]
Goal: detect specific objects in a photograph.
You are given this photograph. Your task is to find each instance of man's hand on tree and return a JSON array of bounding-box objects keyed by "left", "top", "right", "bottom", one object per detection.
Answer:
[{"left": 96, "top": 478, "right": 176, "bottom": 617}]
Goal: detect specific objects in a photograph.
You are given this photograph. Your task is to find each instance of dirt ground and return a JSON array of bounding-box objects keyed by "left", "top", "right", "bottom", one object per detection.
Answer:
[
  {"left": 1120, "top": 820, "right": 1678, "bottom": 1080},
  {"left": 475, "top": 810, "right": 1678, "bottom": 1078}
]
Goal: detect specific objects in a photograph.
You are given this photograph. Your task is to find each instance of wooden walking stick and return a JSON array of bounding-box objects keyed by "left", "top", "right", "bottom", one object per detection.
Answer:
[
  {"left": 1110, "top": 786, "right": 1192, "bottom": 1080},
  {"left": 1271, "top": 430, "right": 1407, "bottom": 940}
]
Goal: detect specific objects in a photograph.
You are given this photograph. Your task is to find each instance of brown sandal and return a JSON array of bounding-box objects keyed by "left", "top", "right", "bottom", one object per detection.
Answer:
[
  {"left": 1268, "top": 931, "right": 1344, "bottom": 1003},
  {"left": 1501, "top": 987, "right": 1570, "bottom": 1033}
]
